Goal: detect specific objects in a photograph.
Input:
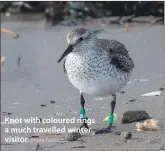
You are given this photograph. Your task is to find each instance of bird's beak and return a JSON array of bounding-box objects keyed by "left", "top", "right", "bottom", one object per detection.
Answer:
[{"left": 57, "top": 45, "right": 73, "bottom": 63}]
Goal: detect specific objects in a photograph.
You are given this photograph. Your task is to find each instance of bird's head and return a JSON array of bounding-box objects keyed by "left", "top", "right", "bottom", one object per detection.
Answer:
[{"left": 58, "top": 28, "right": 97, "bottom": 63}]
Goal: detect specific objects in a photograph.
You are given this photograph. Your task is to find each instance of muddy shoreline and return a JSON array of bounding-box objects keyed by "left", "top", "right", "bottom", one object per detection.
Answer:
[{"left": 1, "top": 19, "right": 164, "bottom": 151}]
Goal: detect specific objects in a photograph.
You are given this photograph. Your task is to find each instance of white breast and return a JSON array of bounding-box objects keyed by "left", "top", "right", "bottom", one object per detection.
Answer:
[{"left": 65, "top": 52, "right": 131, "bottom": 97}]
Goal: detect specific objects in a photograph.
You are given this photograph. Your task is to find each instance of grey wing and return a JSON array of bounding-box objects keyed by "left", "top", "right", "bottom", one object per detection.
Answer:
[
  {"left": 99, "top": 39, "right": 129, "bottom": 54},
  {"left": 99, "top": 39, "right": 134, "bottom": 72},
  {"left": 110, "top": 55, "right": 134, "bottom": 72}
]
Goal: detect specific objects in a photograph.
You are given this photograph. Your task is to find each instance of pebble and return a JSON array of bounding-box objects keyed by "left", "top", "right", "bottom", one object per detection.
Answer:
[
  {"left": 129, "top": 99, "right": 136, "bottom": 102},
  {"left": 40, "top": 104, "right": 46, "bottom": 107},
  {"left": 124, "top": 132, "right": 132, "bottom": 140},
  {"left": 35, "top": 143, "right": 40, "bottom": 151},
  {"left": 159, "top": 87, "right": 164, "bottom": 91},
  {"left": 2, "top": 112, "right": 12, "bottom": 115},
  {"left": 141, "top": 91, "right": 161, "bottom": 97},
  {"left": 71, "top": 145, "right": 86, "bottom": 148},
  {"left": 5, "top": 12, "right": 11, "bottom": 17},
  {"left": 28, "top": 135, "right": 39, "bottom": 138},
  {"left": 84, "top": 7, "right": 89, "bottom": 12},
  {"left": 65, "top": 132, "right": 81, "bottom": 141},
  {"left": 121, "top": 110, "right": 150, "bottom": 124},
  {"left": 159, "top": 145, "right": 164, "bottom": 151},
  {"left": 115, "top": 131, "right": 121, "bottom": 135},
  {"left": 50, "top": 100, "right": 56, "bottom": 104}
]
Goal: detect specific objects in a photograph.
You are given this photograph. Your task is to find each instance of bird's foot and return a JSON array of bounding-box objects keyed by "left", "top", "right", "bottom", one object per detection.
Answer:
[
  {"left": 79, "top": 117, "right": 89, "bottom": 130},
  {"left": 94, "top": 125, "right": 120, "bottom": 135}
]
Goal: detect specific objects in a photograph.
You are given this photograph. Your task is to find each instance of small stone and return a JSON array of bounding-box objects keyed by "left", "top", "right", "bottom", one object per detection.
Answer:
[
  {"left": 35, "top": 143, "right": 40, "bottom": 151},
  {"left": 115, "top": 131, "right": 121, "bottom": 135},
  {"left": 5, "top": 12, "right": 10, "bottom": 17},
  {"left": 129, "top": 99, "right": 136, "bottom": 102},
  {"left": 136, "top": 119, "right": 159, "bottom": 131},
  {"left": 159, "top": 145, "right": 164, "bottom": 151},
  {"left": 84, "top": 7, "right": 89, "bottom": 12},
  {"left": 65, "top": 132, "right": 81, "bottom": 141},
  {"left": 124, "top": 132, "right": 132, "bottom": 140},
  {"left": 120, "top": 91, "right": 126, "bottom": 94},
  {"left": 40, "top": 104, "right": 46, "bottom": 107},
  {"left": 28, "top": 135, "right": 39, "bottom": 138},
  {"left": 159, "top": 87, "right": 164, "bottom": 91},
  {"left": 78, "top": 12, "right": 83, "bottom": 17},
  {"left": 71, "top": 145, "right": 86, "bottom": 148},
  {"left": 121, "top": 110, "right": 150, "bottom": 124},
  {"left": 85, "top": 17, "right": 91, "bottom": 22},
  {"left": 2, "top": 112, "right": 7, "bottom": 115},
  {"left": 2, "top": 112, "right": 12, "bottom": 115},
  {"left": 50, "top": 100, "right": 56, "bottom": 104},
  {"left": 106, "top": 11, "right": 112, "bottom": 17}
]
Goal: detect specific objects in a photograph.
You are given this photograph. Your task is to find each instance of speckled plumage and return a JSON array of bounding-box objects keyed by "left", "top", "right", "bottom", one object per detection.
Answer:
[{"left": 63, "top": 28, "right": 134, "bottom": 97}]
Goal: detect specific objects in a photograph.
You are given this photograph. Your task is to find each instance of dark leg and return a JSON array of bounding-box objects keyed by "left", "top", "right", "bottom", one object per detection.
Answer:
[
  {"left": 108, "top": 94, "right": 116, "bottom": 128},
  {"left": 111, "top": 94, "right": 116, "bottom": 114},
  {"left": 95, "top": 94, "right": 119, "bottom": 135},
  {"left": 80, "top": 93, "right": 85, "bottom": 108},
  {"left": 79, "top": 93, "right": 89, "bottom": 129}
]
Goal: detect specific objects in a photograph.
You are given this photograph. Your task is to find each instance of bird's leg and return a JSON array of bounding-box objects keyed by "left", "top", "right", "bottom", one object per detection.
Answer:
[
  {"left": 107, "top": 94, "right": 116, "bottom": 129},
  {"left": 95, "top": 94, "right": 118, "bottom": 135},
  {"left": 79, "top": 93, "right": 89, "bottom": 130}
]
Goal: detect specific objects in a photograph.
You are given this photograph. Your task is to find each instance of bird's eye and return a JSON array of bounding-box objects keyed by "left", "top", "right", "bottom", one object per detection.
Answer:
[{"left": 79, "top": 37, "right": 83, "bottom": 42}]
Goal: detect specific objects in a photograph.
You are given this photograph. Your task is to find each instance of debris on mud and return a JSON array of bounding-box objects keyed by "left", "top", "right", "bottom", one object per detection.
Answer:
[
  {"left": 17, "top": 57, "right": 21, "bottom": 67},
  {"left": 65, "top": 132, "right": 82, "bottom": 141},
  {"left": 124, "top": 132, "right": 132, "bottom": 140},
  {"left": 1, "top": 57, "right": 6, "bottom": 66},
  {"left": 136, "top": 119, "right": 159, "bottom": 131},
  {"left": 35, "top": 143, "right": 40, "bottom": 151},
  {"left": 28, "top": 135, "right": 39, "bottom": 138},
  {"left": 1, "top": 112, "right": 12, "bottom": 115},
  {"left": 50, "top": 100, "right": 56, "bottom": 104},
  {"left": 129, "top": 99, "right": 137, "bottom": 103},
  {"left": 121, "top": 110, "right": 150, "bottom": 124},
  {"left": 141, "top": 91, "right": 161, "bottom": 97},
  {"left": 40, "top": 104, "right": 46, "bottom": 107},
  {"left": 1, "top": 28, "right": 20, "bottom": 39},
  {"left": 119, "top": 91, "right": 126, "bottom": 94},
  {"left": 71, "top": 145, "right": 86, "bottom": 148},
  {"left": 159, "top": 87, "right": 164, "bottom": 91}
]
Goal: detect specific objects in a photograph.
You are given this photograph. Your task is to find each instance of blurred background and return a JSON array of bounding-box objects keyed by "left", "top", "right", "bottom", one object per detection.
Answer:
[{"left": 0, "top": 1, "right": 164, "bottom": 25}]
